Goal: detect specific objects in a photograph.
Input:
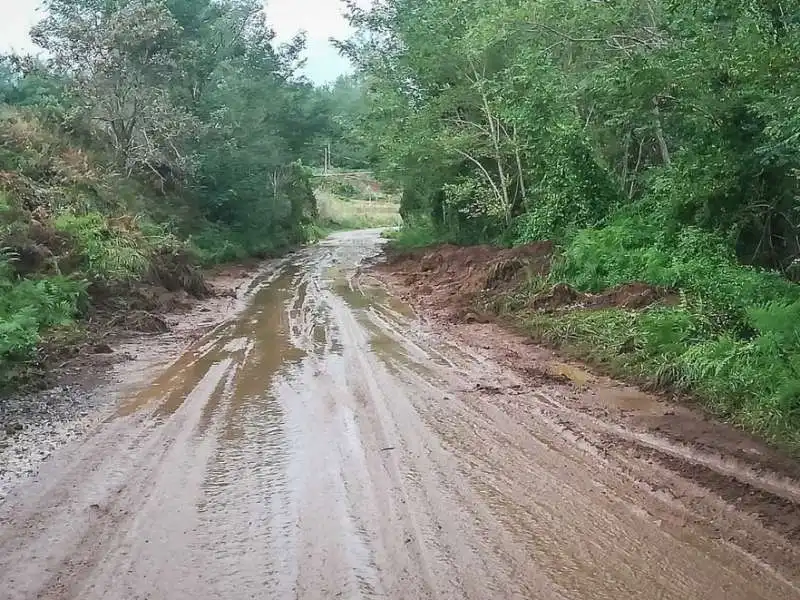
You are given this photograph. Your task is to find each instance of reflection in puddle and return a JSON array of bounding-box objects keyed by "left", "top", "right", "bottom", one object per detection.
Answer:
[{"left": 115, "top": 266, "right": 304, "bottom": 422}]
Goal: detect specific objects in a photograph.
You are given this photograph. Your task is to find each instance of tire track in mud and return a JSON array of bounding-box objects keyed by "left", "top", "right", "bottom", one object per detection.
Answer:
[{"left": 373, "top": 253, "right": 800, "bottom": 591}]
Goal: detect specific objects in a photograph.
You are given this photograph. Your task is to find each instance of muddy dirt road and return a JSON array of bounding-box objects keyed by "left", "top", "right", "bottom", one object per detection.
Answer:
[{"left": 1, "top": 229, "right": 798, "bottom": 600}]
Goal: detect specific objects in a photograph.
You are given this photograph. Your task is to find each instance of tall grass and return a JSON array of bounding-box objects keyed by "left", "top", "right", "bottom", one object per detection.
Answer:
[
  {"left": 315, "top": 187, "right": 401, "bottom": 231},
  {"left": 0, "top": 251, "right": 86, "bottom": 384},
  {"left": 382, "top": 217, "right": 444, "bottom": 248}
]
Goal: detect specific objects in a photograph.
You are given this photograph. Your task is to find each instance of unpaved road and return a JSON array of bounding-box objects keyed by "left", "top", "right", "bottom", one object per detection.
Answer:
[{"left": 1, "top": 229, "right": 799, "bottom": 600}]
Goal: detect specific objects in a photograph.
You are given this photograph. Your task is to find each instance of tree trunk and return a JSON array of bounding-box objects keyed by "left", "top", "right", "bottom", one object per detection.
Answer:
[{"left": 652, "top": 98, "right": 671, "bottom": 167}]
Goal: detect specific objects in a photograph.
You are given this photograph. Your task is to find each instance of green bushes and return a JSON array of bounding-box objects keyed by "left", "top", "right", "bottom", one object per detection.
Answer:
[
  {"left": 188, "top": 220, "right": 302, "bottom": 267},
  {"left": 0, "top": 253, "right": 85, "bottom": 381},
  {"left": 383, "top": 217, "right": 448, "bottom": 249},
  {"left": 329, "top": 180, "right": 361, "bottom": 199},
  {"left": 54, "top": 212, "right": 150, "bottom": 280},
  {"left": 554, "top": 212, "right": 800, "bottom": 323},
  {"left": 187, "top": 224, "right": 251, "bottom": 266},
  {"left": 515, "top": 213, "right": 800, "bottom": 445}
]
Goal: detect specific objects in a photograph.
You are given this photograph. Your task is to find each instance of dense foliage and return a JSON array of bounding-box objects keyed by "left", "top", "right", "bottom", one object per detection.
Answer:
[
  {"left": 345, "top": 0, "right": 800, "bottom": 443},
  {"left": 311, "top": 75, "right": 374, "bottom": 171}
]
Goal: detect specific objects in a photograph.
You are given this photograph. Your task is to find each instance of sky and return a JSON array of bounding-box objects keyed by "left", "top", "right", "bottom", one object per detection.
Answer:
[{"left": 0, "top": 0, "right": 359, "bottom": 84}]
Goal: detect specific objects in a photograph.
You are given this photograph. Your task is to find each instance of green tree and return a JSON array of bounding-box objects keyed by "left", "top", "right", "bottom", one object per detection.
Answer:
[{"left": 344, "top": 0, "right": 800, "bottom": 270}]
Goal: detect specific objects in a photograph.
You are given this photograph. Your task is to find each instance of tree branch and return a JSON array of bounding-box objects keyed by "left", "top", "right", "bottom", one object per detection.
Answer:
[{"left": 454, "top": 149, "right": 504, "bottom": 208}]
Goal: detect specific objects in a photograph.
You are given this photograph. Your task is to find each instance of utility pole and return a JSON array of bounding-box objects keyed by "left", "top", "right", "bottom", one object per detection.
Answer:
[{"left": 325, "top": 142, "right": 332, "bottom": 174}]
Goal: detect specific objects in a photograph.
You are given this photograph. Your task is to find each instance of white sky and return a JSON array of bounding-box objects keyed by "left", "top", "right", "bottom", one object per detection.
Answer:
[{"left": 0, "top": 0, "right": 360, "bottom": 84}]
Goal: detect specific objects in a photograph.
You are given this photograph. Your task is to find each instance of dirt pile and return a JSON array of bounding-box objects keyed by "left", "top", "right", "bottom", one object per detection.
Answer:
[
  {"left": 378, "top": 243, "right": 674, "bottom": 322},
  {"left": 377, "top": 242, "right": 553, "bottom": 321},
  {"left": 31, "top": 263, "right": 257, "bottom": 392},
  {"left": 532, "top": 281, "right": 677, "bottom": 312}
]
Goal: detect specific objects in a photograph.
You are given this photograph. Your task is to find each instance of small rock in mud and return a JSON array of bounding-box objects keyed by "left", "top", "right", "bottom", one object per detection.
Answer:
[
  {"left": 4, "top": 422, "right": 23, "bottom": 436},
  {"left": 463, "top": 311, "right": 493, "bottom": 324},
  {"left": 475, "top": 383, "right": 503, "bottom": 395}
]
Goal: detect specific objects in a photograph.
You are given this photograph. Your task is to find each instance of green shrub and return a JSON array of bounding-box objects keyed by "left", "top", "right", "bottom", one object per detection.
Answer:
[
  {"left": 519, "top": 299, "right": 800, "bottom": 445},
  {"left": 385, "top": 217, "right": 443, "bottom": 249},
  {"left": 188, "top": 224, "right": 249, "bottom": 266},
  {"left": 330, "top": 180, "right": 361, "bottom": 199},
  {"left": 0, "top": 252, "right": 86, "bottom": 380},
  {"left": 555, "top": 214, "right": 800, "bottom": 317},
  {"left": 187, "top": 221, "right": 295, "bottom": 266},
  {"left": 54, "top": 212, "right": 150, "bottom": 280},
  {"left": 506, "top": 206, "right": 800, "bottom": 446}
]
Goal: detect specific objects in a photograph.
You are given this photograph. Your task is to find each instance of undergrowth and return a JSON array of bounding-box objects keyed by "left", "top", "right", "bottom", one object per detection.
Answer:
[
  {"left": 0, "top": 252, "right": 86, "bottom": 385},
  {"left": 0, "top": 106, "right": 314, "bottom": 387},
  {"left": 506, "top": 213, "right": 800, "bottom": 448},
  {"left": 383, "top": 217, "right": 458, "bottom": 249},
  {"left": 517, "top": 302, "right": 800, "bottom": 448}
]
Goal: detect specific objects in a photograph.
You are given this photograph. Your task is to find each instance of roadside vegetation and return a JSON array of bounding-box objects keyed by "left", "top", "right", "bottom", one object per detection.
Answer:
[
  {"left": 344, "top": 1, "right": 800, "bottom": 445},
  {"left": 0, "top": 0, "right": 370, "bottom": 387}
]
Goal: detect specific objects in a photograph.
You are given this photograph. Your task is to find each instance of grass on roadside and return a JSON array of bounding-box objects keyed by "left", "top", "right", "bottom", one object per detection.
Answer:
[
  {"left": 315, "top": 188, "right": 401, "bottom": 231},
  {"left": 382, "top": 218, "right": 441, "bottom": 248},
  {"left": 508, "top": 302, "right": 800, "bottom": 449},
  {"left": 494, "top": 215, "right": 800, "bottom": 449}
]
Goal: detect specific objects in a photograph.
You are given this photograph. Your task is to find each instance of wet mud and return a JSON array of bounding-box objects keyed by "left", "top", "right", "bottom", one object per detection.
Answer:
[
  {"left": 0, "top": 229, "right": 798, "bottom": 599},
  {"left": 0, "top": 263, "right": 265, "bottom": 502}
]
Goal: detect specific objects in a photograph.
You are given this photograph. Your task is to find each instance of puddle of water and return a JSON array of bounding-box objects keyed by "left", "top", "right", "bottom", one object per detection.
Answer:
[
  {"left": 114, "top": 266, "right": 304, "bottom": 421},
  {"left": 592, "top": 387, "right": 665, "bottom": 414},
  {"left": 545, "top": 361, "right": 664, "bottom": 414},
  {"left": 329, "top": 269, "right": 447, "bottom": 384}
]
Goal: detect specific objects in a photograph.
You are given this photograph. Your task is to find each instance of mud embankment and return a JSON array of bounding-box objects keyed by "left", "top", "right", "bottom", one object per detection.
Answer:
[
  {"left": 372, "top": 243, "right": 800, "bottom": 564},
  {"left": 380, "top": 242, "right": 675, "bottom": 319}
]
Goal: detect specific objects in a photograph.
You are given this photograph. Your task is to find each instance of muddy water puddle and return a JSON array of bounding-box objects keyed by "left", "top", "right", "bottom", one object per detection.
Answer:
[{"left": 115, "top": 265, "right": 303, "bottom": 421}]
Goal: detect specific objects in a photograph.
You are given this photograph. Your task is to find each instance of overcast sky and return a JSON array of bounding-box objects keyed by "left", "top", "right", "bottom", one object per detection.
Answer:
[{"left": 0, "top": 0, "right": 359, "bottom": 84}]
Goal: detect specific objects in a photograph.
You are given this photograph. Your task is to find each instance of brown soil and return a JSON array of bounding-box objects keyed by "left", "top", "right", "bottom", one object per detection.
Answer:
[
  {"left": 588, "top": 281, "right": 678, "bottom": 309},
  {"left": 380, "top": 244, "right": 674, "bottom": 319},
  {"left": 371, "top": 244, "right": 800, "bottom": 572},
  {"left": 378, "top": 242, "right": 553, "bottom": 321},
  {"left": 42, "top": 263, "right": 264, "bottom": 389},
  {"left": 531, "top": 281, "right": 678, "bottom": 311}
]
